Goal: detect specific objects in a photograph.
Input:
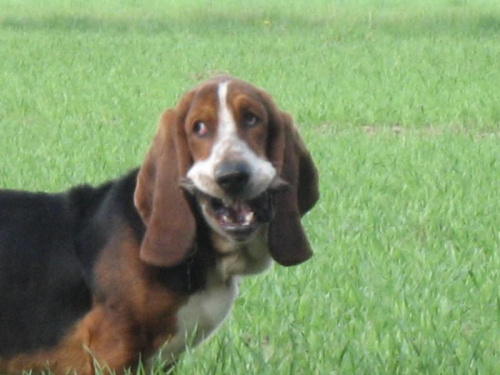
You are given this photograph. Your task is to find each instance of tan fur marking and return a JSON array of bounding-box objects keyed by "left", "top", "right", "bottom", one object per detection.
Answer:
[{"left": 0, "top": 228, "right": 187, "bottom": 375}]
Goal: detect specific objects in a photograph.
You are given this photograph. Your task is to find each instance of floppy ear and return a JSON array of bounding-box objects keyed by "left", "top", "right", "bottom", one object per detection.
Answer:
[
  {"left": 134, "top": 108, "right": 196, "bottom": 267},
  {"left": 267, "top": 111, "right": 319, "bottom": 266}
]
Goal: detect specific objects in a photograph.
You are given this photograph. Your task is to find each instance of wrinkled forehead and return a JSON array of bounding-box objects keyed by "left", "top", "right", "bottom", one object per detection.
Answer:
[{"left": 187, "top": 78, "right": 265, "bottom": 116}]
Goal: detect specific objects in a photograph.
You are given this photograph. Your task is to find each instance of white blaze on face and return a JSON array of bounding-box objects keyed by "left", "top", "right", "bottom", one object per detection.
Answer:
[
  {"left": 216, "top": 81, "right": 239, "bottom": 144},
  {"left": 187, "top": 80, "right": 277, "bottom": 200}
]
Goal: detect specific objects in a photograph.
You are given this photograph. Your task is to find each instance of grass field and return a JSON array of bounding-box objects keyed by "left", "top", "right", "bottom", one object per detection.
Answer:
[{"left": 1, "top": 0, "right": 500, "bottom": 373}]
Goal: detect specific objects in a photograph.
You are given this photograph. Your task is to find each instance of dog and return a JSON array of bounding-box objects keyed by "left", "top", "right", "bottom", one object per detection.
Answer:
[{"left": 0, "top": 76, "right": 319, "bottom": 374}]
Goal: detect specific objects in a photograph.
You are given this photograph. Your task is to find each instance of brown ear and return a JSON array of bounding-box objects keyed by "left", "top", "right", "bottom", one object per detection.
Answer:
[
  {"left": 268, "top": 112, "right": 319, "bottom": 266},
  {"left": 134, "top": 109, "right": 196, "bottom": 267}
]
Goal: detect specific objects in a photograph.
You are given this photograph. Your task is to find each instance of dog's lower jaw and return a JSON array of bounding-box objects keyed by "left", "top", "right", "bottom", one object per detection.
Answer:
[{"left": 212, "top": 225, "right": 272, "bottom": 280}]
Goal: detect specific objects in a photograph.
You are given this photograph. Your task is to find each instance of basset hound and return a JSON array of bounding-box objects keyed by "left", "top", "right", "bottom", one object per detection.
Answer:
[{"left": 0, "top": 76, "right": 319, "bottom": 374}]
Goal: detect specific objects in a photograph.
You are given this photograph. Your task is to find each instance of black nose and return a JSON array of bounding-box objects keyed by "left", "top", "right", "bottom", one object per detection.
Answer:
[{"left": 215, "top": 161, "right": 251, "bottom": 195}]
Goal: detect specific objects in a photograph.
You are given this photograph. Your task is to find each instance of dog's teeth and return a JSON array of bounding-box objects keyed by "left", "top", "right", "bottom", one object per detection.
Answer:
[
  {"left": 240, "top": 212, "right": 254, "bottom": 225},
  {"left": 245, "top": 212, "right": 254, "bottom": 223}
]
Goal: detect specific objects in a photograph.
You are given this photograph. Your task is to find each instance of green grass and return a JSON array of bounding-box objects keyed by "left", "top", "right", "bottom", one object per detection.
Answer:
[{"left": 1, "top": 0, "right": 500, "bottom": 373}]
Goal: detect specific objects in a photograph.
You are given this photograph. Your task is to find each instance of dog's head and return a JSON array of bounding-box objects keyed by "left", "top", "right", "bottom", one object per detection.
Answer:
[{"left": 134, "top": 76, "right": 319, "bottom": 267}]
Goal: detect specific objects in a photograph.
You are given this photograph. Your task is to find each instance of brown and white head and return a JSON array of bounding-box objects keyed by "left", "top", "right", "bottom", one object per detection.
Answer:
[{"left": 134, "top": 76, "right": 319, "bottom": 269}]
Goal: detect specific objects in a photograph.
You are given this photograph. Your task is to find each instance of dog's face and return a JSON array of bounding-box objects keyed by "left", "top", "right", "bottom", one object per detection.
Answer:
[
  {"left": 182, "top": 79, "right": 284, "bottom": 243},
  {"left": 134, "top": 76, "right": 319, "bottom": 267}
]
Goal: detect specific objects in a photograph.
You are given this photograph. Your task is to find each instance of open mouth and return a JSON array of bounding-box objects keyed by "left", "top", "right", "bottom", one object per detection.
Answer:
[
  {"left": 204, "top": 191, "right": 277, "bottom": 240},
  {"left": 181, "top": 176, "right": 287, "bottom": 241},
  {"left": 209, "top": 197, "right": 259, "bottom": 238}
]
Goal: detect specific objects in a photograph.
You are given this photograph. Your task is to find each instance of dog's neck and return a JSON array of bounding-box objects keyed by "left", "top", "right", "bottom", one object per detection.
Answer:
[
  {"left": 108, "top": 170, "right": 272, "bottom": 292},
  {"left": 209, "top": 225, "right": 273, "bottom": 281}
]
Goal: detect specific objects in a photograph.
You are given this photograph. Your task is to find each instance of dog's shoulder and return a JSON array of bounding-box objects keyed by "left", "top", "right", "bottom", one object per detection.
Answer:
[
  {"left": 0, "top": 170, "right": 140, "bottom": 358},
  {"left": 0, "top": 186, "right": 91, "bottom": 357}
]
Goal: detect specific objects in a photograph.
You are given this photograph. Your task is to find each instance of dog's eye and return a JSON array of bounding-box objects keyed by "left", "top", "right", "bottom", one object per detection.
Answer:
[
  {"left": 193, "top": 121, "right": 209, "bottom": 137},
  {"left": 242, "top": 112, "right": 259, "bottom": 128}
]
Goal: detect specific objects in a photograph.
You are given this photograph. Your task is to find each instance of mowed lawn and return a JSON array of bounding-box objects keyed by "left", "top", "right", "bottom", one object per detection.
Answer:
[{"left": 1, "top": 0, "right": 500, "bottom": 374}]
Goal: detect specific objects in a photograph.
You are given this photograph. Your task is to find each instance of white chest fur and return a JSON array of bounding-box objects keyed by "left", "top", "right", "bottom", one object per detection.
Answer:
[
  {"left": 149, "top": 273, "right": 239, "bottom": 366},
  {"left": 148, "top": 230, "right": 272, "bottom": 367}
]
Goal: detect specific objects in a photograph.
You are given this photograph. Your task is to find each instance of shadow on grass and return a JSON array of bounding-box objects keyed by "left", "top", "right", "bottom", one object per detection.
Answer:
[
  {"left": 0, "top": 13, "right": 328, "bottom": 35},
  {"left": 1, "top": 10, "right": 499, "bottom": 37}
]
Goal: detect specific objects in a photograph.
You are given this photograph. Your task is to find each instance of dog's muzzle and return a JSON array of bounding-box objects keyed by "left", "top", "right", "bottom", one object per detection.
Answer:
[{"left": 181, "top": 169, "right": 289, "bottom": 242}]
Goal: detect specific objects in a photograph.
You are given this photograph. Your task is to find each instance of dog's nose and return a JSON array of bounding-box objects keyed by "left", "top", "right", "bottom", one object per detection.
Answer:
[{"left": 215, "top": 161, "right": 251, "bottom": 195}]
